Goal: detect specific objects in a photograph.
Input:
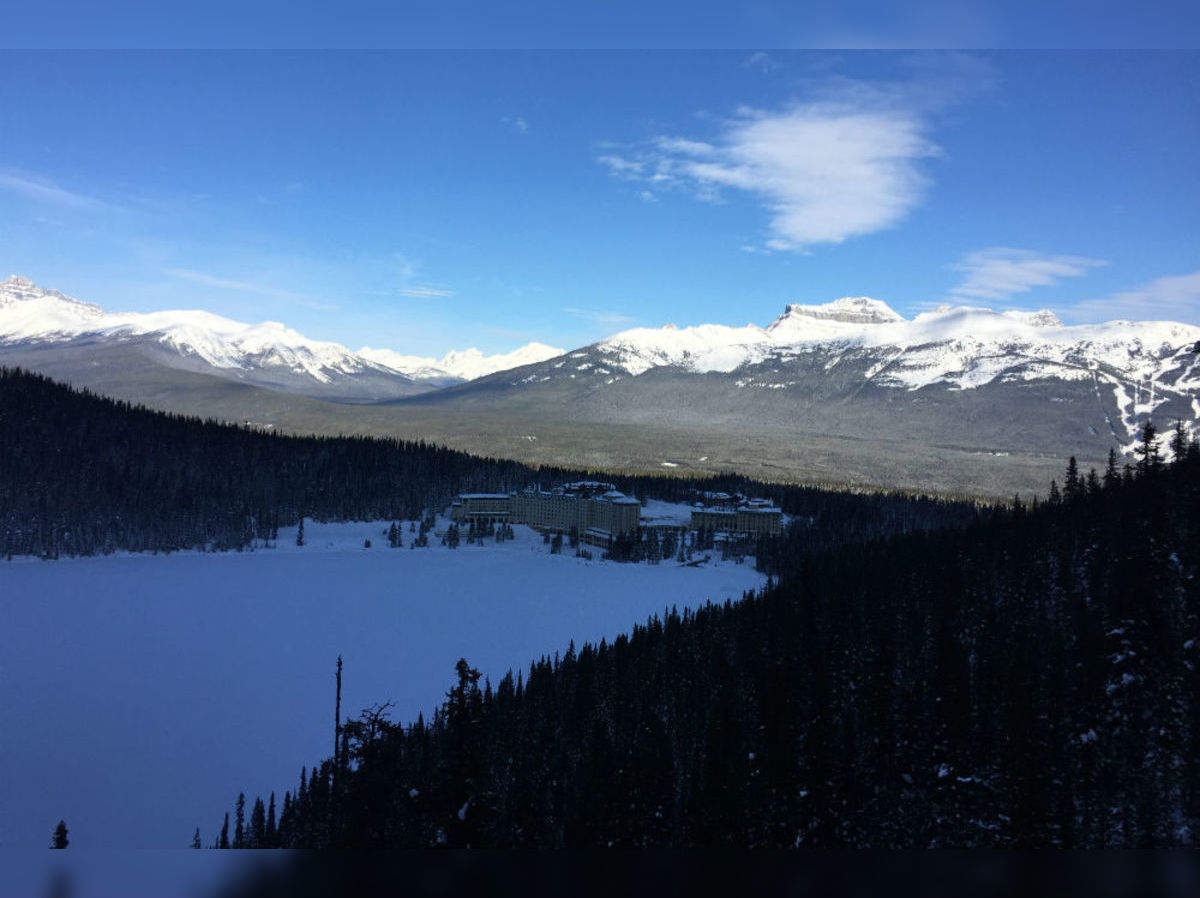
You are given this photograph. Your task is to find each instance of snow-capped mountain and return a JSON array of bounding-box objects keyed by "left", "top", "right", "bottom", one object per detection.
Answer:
[
  {"left": 358, "top": 342, "right": 564, "bottom": 386},
  {"left": 0, "top": 276, "right": 558, "bottom": 401},
  {"left": 0, "top": 275, "right": 413, "bottom": 389},
  {"left": 442, "top": 296, "right": 1200, "bottom": 454},
  {"left": 586, "top": 297, "right": 1199, "bottom": 394},
  {"left": 5, "top": 275, "right": 1199, "bottom": 492}
]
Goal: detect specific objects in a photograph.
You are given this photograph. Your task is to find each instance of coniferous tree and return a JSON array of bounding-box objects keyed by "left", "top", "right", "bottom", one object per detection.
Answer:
[
  {"left": 334, "top": 656, "right": 343, "bottom": 771},
  {"left": 190, "top": 827, "right": 202, "bottom": 849},
  {"left": 234, "top": 793, "right": 246, "bottom": 848},
  {"left": 218, "top": 812, "right": 230, "bottom": 849},
  {"left": 1104, "top": 447, "right": 1121, "bottom": 488},
  {"left": 1064, "top": 456, "right": 1080, "bottom": 499},
  {"left": 50, "top": 820, "right": 68, "bottom": 849},
  {"left": 250, "top": 797, "right": 266, "bottom": 848},
  {"left": 1170, "top": 420, "right": 1189, "bottom": 461},
  {"left": 1135, "top": 420, "right": 1161, "bottom": 473}
]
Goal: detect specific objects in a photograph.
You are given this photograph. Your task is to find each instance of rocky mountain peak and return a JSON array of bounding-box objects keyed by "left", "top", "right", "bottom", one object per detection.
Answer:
[{"left": 771, "top": 297, "right": 905, "bottom": 328}]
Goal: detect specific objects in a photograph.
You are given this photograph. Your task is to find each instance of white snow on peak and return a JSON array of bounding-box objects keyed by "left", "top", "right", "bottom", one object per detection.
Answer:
[
  {"left": 7, "top": 276, "right": 1199, "bottom": 400},
  {"left": 765, "top": 297, "right": 904, "bottom": 343},
  {"left": 358, "top": 341, "right": 565, "bottom": 382},
  {"left": 1004, "top": 309, "right": 1063, "bottom": 328},
  {"left": 596, "top": 297, "right": 913, "bottom": 377},
  {"left": 593, "top": 292, "right": 1200, "bottom": 393},
  {"left": 0, "top": 274, "right": 106, "bottom": 337},
  {"left": 0, "top": 276, "right": 561, "bottom": 385},
  {"left": 595, "top": 322, "right": 769, "bottom": 377},
  {"left": 0, "top": 275, "right": 382, "bottom": 383},
  {"left": 776, "top": 296, "right": 905, "bottom": 326}
]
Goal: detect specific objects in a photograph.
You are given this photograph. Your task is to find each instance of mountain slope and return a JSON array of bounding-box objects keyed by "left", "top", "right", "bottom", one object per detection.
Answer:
[{"left": 409, "top": 297, "right": 1200, "bottom": 460}]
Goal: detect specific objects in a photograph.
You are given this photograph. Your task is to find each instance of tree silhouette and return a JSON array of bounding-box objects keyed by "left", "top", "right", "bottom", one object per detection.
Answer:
[{"left": 1134, "top": 420, "right": 1161, "bottom": 473}]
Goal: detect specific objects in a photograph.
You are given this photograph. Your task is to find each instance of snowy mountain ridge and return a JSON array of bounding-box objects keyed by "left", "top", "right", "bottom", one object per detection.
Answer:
[
  {"left": 5, "top": 275, "right": 1199, "bottom": 451},
  {"left": 463, "top": 295, "right": 1200, "bottom": 453},
  {"left": 590, "top": 296, "right": 1200, "bottom": 398},
  {"left": 0, "top": 275, "right": 559, "bottom": 387},
  {"left": 358, "top": 342, "right": 564, "bottom": 384}
]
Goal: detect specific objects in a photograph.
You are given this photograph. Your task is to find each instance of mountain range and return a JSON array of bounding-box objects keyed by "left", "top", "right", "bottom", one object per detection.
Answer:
[
  {"left": 0, "top": 276, "right": 562, "bottom": 400},
  {"left": 3, "top": 274, "right": 1198, "bottom": 497}
]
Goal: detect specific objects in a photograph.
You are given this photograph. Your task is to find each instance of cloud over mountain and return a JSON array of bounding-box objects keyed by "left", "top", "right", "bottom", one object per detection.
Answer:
[
  {"left": 948, "top": 248, "right": 1107, "bottom": 301},
  {"left": 599, "top": 93, "right": 941, "bottom": 250}
]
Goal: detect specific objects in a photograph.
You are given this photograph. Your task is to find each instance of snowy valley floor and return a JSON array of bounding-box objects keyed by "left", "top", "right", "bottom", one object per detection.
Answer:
[{"left": 0, "top": 520, "right": 765, "bottom": 848}]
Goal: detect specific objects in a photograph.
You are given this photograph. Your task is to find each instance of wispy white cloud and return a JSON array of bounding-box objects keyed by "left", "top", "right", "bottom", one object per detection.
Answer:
[
  {"left": 562, "top": 307, "right": 639, "bottom": 328},
  {"left": 0, "top": 170, "right": 104, "bottom": 209},
  {"left": 948, "top": 248, "right": 1107, "bottom": 302},
  {"left": 385, "top": 254, "right": 455, "bottom": 299},
  {"left": 502, "top": 114, "right": 529, "bottom": 134},
  {"left": 742, "top": 51, "right": 780, "bottom": 73},
  {"left": 653, "top": 137, "right": 716, "bottom": 157},
  {"left": 597, "top": 155, "right": 645, "bottom": 178},
  {"left": 400, "top": 285, "right": 455, "bottom": 299},
  {"left": 393, "top": 255, "right": 420, "bottom": 282},
  {"left": 164, "top": 267, "right": 338, "bottom": 310},
  {"left": 1066, "top": 269, "right": 1200, "bottom": 323},
  {"left": 598, "top": 56, "right": 995, "bottom": 252},
  {"left": 166, "top": 267, "right": 295, "bottom": 297},
  {"left": 599, "top": 97, "right": 938, "bottom": 250}
]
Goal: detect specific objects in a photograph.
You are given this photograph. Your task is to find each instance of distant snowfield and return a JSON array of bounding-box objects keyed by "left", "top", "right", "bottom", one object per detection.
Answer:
[{"left": 0, "top": 520, "right": 765, "bottom": 848}]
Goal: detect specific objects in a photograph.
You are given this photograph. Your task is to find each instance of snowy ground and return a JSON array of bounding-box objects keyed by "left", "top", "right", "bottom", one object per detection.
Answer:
[
  {"left": 0, "top": 520, "right": 765, "bottom": 849},
  {"left": 638, "top": 498, "right": 696, "bottom": 527}
]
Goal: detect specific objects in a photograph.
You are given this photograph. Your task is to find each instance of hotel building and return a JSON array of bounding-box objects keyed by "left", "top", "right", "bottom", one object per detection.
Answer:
[
  {"left": 450, "top": 482, "right": 641, "bottom": 548},
  {"left": 689, "top": 496, "right": 783, "bottom": 536}
]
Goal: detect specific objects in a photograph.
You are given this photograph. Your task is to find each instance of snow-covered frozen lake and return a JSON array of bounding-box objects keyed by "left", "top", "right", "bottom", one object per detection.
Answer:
[{"left": 0, "top": 520, "right": 765, "bottom": 848}]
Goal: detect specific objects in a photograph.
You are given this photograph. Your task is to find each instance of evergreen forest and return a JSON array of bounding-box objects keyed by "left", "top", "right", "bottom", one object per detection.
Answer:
[{"left": 215, "top": 424, "right": 1200, "bottom": 847}]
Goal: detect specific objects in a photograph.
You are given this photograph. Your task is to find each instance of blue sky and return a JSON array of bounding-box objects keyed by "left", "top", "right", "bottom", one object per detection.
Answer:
[
  {"left": 7, "top": 1, "right": 1200, "bottom": 50},
  {"left": 1, "top": 50, "right": 1198, "bottom": 355}
]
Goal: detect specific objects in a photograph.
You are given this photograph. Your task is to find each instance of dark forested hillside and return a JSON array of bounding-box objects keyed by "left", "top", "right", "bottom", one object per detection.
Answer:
[
  {"left": 0, "top": 367, "right": 973, "bottom": 559},
  {"left": 225, "top": 429, "right": 1200, "bottom": 847}
]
